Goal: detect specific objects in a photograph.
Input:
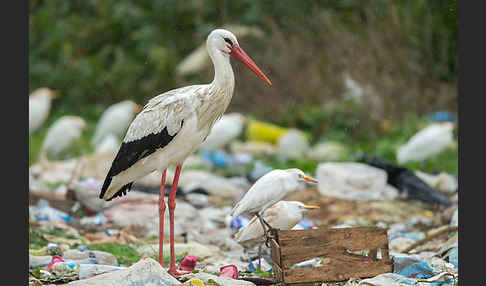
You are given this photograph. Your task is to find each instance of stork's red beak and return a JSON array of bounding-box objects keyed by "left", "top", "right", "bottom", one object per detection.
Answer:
[{"left": 230, "top": 46, "right": 272, "bottom": 86}]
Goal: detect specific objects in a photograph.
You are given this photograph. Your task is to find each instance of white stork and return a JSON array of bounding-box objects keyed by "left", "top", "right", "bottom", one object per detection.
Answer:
[
  {"left": 98, "top": 28, "right": 271, "bottom": 276},
  {"left": 230, "top": 168, "right": 318, "bottom": 237},
  {"left": 91, "top": 100, "right": 141, "bottom": 148},
  {"left": 29, "top": 87, "right": 61, "bottom": 134}
]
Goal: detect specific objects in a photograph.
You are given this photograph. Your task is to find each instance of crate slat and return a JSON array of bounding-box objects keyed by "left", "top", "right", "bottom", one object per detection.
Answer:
[{"left": 271, "top": 226, "right": 392, "bottom": 284}]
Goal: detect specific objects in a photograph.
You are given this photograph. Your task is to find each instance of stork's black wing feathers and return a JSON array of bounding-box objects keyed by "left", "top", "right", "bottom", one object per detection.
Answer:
[{"left": 99, "top": 121, "right": 183, "bottom": 200}]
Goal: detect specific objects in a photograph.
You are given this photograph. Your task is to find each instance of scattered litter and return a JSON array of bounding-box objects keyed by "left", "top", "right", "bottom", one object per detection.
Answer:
[
  {"left": 220, "top": 264, "right": 238, "bottom": 278},
  {"left": 358, "top": 272, "right": 456, "bottom": 286},
  {"left": 31, "top": 199, "right": 72, "bottom": 223},
  {"left": 229, "top": 216, "right": 250, "bottom": 231},
  {"left": 291, "top": 258, "right": 323, "bottom": 269},
  {"left": 80, "top": 213, "right": 107, "bottom": 226},
  {"left": 291, "top": 218, "right": 317, "bottom": 230},
  {"left": 201, "top": 150, "right": 231, "bottom": 167},
  {"left": 427, "top": 110, "right": 456, "bottom": 122},
  {"left": 447, "top": 248, "right": 458, "bottom": 268},
  {"left": 66, "top": 258, "right": 180, "bottom": 286},
  {"left": 246, "top": 120, "right": 288, "bottom": 144},
  {"left": 364, "top": 157, "right": 454, "bottom": 206},
  {"left": 415, "top": 171, "right": 457, "bottom": 194},
  {"left": 179, "top": 255, "right": 197, "bottom": 272},
  {"left": 450, "top": 210, "right": 458, "bottom": 227},
  {"left": 393, "top": 256, "right": 435, "bottom": 279},
  {"left": 316, "top": 162, "right": 399, "bottom": 201},
  {"left": 181, "top": 278, "right": 205, "bottom": 286},
  {"left": 247, "top": 258, "right": 272, "bottom": 272}
]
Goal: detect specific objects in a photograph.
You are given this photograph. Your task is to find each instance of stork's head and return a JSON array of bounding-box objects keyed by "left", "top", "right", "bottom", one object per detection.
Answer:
[{"left": 207, "top": 28, "right": 272, "bottom": 86}]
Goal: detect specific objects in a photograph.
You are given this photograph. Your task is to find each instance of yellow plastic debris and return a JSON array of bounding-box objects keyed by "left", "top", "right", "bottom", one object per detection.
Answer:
[
  {"left": 246, "top": 120, "right": 289, "bottom": 144},
  {"left": 182, "top": 278, "right": 205, "bottom": 286}
]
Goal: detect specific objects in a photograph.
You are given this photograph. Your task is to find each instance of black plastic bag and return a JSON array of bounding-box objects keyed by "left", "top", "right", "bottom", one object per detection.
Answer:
[{"left": 362, "top": 156, "right": 454, "bottom": 207}]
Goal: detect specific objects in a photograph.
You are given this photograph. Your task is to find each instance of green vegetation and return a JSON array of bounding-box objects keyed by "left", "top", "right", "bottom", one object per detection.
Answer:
[
  {"left": 88, "top": 242, "right": 141, "bottom": 265},
  {"left": 29, "top": 228, "right": 49, "bottom": 250},
  {"left": 30, "top": 0, "right": 456, "bottom": 120}
]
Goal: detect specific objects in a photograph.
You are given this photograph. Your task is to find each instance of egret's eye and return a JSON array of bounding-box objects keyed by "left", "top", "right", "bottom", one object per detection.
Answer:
[{"left": 223, "top": 37, "right": 233, "bottom": 47}]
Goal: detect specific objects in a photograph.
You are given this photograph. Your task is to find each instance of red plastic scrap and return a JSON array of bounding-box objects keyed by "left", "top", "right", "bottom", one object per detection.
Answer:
[
  {"left": 48, "top": 256, "right": 64, "bottom": 268},
  {"left": 179, "top": 255, "right": 197, "bottom": 271},
  {"left": 220, "top": 264, "right": 238, "bottom": 279}
]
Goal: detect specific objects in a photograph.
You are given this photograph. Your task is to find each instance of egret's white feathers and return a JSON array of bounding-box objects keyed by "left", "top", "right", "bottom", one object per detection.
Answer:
[{"left": 230, "top": 169, "right": 305, "bottom": 218}]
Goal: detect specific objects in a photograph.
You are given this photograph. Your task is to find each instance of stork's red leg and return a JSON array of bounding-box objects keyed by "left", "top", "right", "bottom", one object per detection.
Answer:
[
  {"left": 168, "top": 164, "right": 184, "bottom": 276},
  {"left": 159, "top": 169, "right": 167, "bottom": 266}
]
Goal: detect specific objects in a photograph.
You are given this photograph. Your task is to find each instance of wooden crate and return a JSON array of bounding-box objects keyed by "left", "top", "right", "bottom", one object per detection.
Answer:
[{"left": 269, "top": 226, "right": 394, "bottom": 285}]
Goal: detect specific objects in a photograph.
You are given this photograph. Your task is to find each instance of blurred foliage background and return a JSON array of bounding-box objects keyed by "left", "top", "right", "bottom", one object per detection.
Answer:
[{"left": 29, "top": 0, "right": 457, "bottom": 174}]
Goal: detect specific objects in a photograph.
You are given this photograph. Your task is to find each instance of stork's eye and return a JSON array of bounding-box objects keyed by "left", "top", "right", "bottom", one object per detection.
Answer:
[{"left": 223, "top": 37, "right": 233, "bottom": 47}]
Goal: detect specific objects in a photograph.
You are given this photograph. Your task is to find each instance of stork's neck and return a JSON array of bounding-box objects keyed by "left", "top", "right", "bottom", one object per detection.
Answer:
[{"left": 208, "top": 48, "right": 235, "bottom": 93}]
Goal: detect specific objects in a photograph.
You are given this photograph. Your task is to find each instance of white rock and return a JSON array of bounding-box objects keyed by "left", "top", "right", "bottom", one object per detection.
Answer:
[
  {"left": 316, "top": 162, "right": 398, "bottom": 201},
  {"left": 397, "top": 122, "right": 455, "bottom": 164},
  {"left": 277, "top": 129, "right": 309, "bottom": 159},
  {"left": 78, "top": 264, "right": 126, "bottom": 280},
  {"left": 67, "top": 258, "right": 180, "bottom": 285}
]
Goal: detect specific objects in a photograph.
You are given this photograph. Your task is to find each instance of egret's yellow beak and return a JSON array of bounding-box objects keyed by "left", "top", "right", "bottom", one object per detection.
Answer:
[
  {"left": 134, "top": 104, "right": 143, "bottom": 113},
  {"left": 300, "top": 174, "right": 318, "bottom": 184},
  {"left": 303, "top": 204, "right": 320, "bottom": 209}
]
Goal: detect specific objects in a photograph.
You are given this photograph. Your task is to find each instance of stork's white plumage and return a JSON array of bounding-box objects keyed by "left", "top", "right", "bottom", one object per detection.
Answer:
[
  {"left": 230, "top": 168, "right": 318, "bottom": 219},
  {"left": 98, "top": 28, "right": 271, "bottom": 276},
  {"left": 234, "top": 201, "right": 319, "bottom": 246},
  {"left": 29, "top": 87, "right": 60, "bottom": 133},
  {"left": 199, "top": 112, "right": 246, "bottom": 151},
  {"left": 91, "top": 100, "right": 141, "bottom": 148},
  {"left": 41, "top": 116, "right": 86, "bottom": 158}
]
